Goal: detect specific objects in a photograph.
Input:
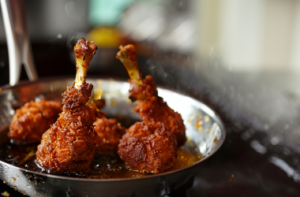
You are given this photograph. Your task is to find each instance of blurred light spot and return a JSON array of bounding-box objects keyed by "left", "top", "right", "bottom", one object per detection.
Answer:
[
  {"left": 270, "top": 137, "right": 279, "bottom": 145},
  {"left": 264, "top": 124, "right": 270, "bottom": 130},
  {"left": 204, "top": 116, "right": 210, "bottom": 122},
  {"left": 228, "top": 174, "right": 234, "bottom": 187},
  {"left": 250, "top": 140, "right": 266, "bottom": 154},
  {"left": 270, "top": 156, "right": 300, "bottom": 182},
  {"left": 94, "top": 89, "right": 103, "bottom": 100},
  {"left": 9, "top": 109, "right": 15, "bottom": 116},
  {"left": 111, "top": 99, "right": 117, "bottom": 106},
  {"left": 195, "top": 118, "right": 202, "bottom": 130},
  {"left": 1, "top": 191, "right": 10, "bottom": 197},
  {"left": 57, "top": 34, "right": 62, "bottom": 39}
]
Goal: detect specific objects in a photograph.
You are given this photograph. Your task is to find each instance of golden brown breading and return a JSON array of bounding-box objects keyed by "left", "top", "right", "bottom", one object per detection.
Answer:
[
  {"left": 36, "top": 83, "right": 101, "bottom": 172},
  {"left": 36, "top": 38, "right": 99, "bottom": 173},
  {"left": 116, "top": 45, "right": 186, "bottom": 146},
  {"left": 133, "top": 76, "right": 186, "bottom": 147},
  {"left": 8, "top": 100, "right": 61, "bottom": 144},
  {"left": 94, "top": 117, "right": 125, "bottom": 155},
  {"left": 118, "top": 122, "right": 177, "bottom": 173}
]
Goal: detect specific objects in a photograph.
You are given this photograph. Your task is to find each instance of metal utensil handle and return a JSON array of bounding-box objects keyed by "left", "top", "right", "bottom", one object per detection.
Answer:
[{"left": 0, "top": 0, "right": 38, "bottom": 86}]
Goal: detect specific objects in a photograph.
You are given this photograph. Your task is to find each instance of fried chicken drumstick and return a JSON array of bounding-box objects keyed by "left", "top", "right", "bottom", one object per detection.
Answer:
[
  {"left": 116, "top": 45, "right": 186, "bottom": 146},
  {"left": 36, "top": 38, "right": 100, "bottom": 173},
  {"left": 116, "top": 45, "right": 185, "bottom": 173},
  {"left": 8, "top": 100, "right": 61, "bottom": 144}
]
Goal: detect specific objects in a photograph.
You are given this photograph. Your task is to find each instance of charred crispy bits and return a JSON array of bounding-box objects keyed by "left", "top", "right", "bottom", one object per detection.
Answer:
[
  {"left": 117, "top": 45, "right": 186, "bottom": 146},
  {"left": 94, "top": 117, "right": 125, "bottom": 155},
  {"left": 36, "top": 38, "right": 99, "bottom": 173},
  {"left": 118, "top": 122, "right": 177, "bottom": 173},
  {"left": 8, "top": 100, "right": 61, "bottom": 144}
]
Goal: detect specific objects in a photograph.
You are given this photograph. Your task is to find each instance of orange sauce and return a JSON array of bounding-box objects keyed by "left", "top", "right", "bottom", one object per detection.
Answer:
[
  {"left": 87, "top": 148, "right": 201, "bottom": 179},
  {"left": 170, "top": 149, "right": 201, "bottom": 171}
]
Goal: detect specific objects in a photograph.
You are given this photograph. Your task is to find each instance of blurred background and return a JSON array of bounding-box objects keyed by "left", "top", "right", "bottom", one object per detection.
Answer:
[
  {"left": 1, "top": 0, "right": 300, "bottom": 196},
  {"left": 2, "top": 0, "right": 300, "bottom": 70}
]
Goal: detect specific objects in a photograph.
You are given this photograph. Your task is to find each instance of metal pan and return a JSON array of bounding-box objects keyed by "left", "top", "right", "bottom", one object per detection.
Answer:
[{"left": 0, "top": 77, "right": 225, "bottom": 197}]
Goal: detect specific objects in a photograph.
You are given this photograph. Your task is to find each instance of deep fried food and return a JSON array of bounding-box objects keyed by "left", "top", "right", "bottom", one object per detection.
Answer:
[
  {"left": 94, "top": 117, "right": 125, "bottom": 155},
  {"left": 118, "top": 122, "right": 177, "bottom": 173},
  {"left": 8, "top": 100, "right": 61, "bottom": 144},
  {"left": 116, "top": 45, "right": 186, "bottom": 146},
  {"left": 36, "top": 38, "right": 99, "bottom": 173},
  {"left": 134, "top": 82, "right": 186, "bottom": 146}
]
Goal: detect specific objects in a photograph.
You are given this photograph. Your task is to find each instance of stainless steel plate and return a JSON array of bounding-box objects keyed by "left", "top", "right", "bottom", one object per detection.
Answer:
[{"left": 0, "top": 77, "right": 225, "bottom": 197}]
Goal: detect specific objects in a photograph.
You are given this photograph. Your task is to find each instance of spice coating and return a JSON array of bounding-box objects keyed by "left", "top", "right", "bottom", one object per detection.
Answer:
[
  {"left": 118, "top": 122, "right": 177, "bottom": 173},
  {"left": 117, "top": 45, "right": 186, "bottom": 147},
  {"left": 8, "top": 100, "right": 61, "bottom": 144},
  {"left": 94, "top": 117, "right": 125, "bottom": 155},
  {"left": 36, "top": 38, "right": 99, "bottom": 173},
  {"left": 133, "top": 76, "right": 187, "bottom": 147}
]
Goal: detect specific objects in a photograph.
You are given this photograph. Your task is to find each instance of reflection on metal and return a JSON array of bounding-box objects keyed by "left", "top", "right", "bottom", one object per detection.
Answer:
[
  {"left": 0, "top": 0, "right": 38, "bottom": 86},
  {"left": 270, "top": 156, "right": 300, "bottom": 183},
  {"left": 250, "top": 140, "right": 267, "bottom": 154}
]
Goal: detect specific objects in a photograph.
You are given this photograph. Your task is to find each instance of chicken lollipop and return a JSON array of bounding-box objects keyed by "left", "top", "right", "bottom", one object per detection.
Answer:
[
  {"left": 94, "top": 117, "right": 125, "bottom": 155},
  {"left": 36, "top": 38, "right": 100, "bottom": 173},
  {"left": 118, "top": 122, "right": 177, "bottom": 173},
  {"left": 8, "top": 100, "right": 61, "bottom": 144},
  {"left": 116, "top": 45, "right": 186, "bottom": 146}
]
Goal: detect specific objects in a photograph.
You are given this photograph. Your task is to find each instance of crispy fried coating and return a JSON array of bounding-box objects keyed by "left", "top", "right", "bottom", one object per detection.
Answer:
[
  {"left": 118, "top": 122, "right": 177, "bottom": 173},
  {"left": 36, "top": 83, "right": 100, "bottom": 172},
  {"left": 94, "top": 117, "right": 125, "bottom": 155},
  {"left": 117, "top": 45, "right": 186, "bottom": 146},
  {"left": 133, "top": 76, "right": 186, "bottom": 147},
  {"left": 36, "top": 38, "right": 99, "bottom": 173},
  {"left": 8, "top": 100, "right": 61, "bottom": 144}
]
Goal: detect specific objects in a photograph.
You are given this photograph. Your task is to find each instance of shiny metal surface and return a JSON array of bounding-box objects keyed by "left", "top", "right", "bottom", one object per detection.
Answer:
[
  {"left": 0, "top": 77, "right": 225, "bottom": 197},
  {"left": 0, "top": 0, "right": 38, "bottom": 86}
]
